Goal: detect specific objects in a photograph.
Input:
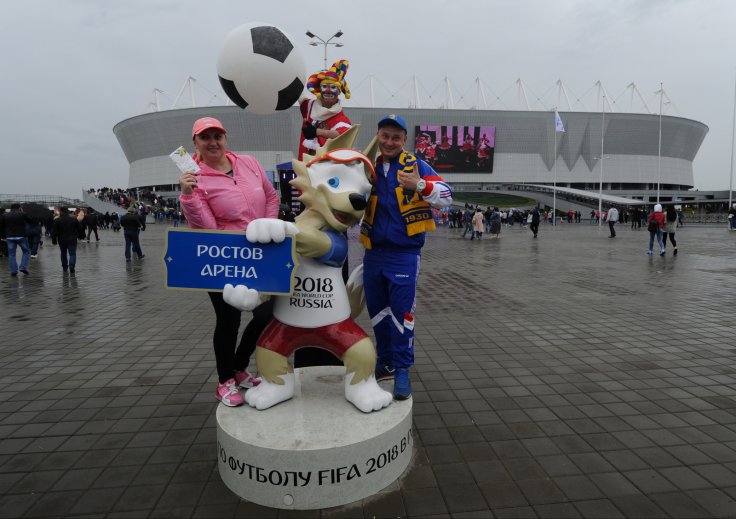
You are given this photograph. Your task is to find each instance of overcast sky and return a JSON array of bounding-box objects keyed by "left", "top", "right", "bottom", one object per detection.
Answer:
[{"left": 3, "top": 0, "right": 735, "bottom": 198}]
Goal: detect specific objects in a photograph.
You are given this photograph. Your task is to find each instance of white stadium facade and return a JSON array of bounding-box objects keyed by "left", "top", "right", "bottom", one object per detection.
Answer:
[{"left": 113, "top": 105, "right": 709, "bottom": 204}]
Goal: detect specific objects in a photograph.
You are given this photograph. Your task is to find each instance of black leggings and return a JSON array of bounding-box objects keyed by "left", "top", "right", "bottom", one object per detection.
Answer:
[
  {"left": 208, "top": 293, "right": 274, "bottom": 383},
  {"left": 662, "top": 232, "right": 677, "bottom": 248}
]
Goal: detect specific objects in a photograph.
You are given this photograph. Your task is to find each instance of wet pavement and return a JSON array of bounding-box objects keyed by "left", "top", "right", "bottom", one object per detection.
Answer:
[{"left": 1, "top": 221, "right": 736, "bottom": 518}]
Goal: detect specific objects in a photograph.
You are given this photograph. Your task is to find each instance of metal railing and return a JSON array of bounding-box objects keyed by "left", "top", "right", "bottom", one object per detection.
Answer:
[{"left": 0, "top": 194, "right": 85, "bottom": 206}]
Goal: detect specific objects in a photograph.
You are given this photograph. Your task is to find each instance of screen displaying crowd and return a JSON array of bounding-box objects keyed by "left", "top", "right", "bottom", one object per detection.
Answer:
[{"left": 414, "top": 125, "right": 495, "bottom": 173}]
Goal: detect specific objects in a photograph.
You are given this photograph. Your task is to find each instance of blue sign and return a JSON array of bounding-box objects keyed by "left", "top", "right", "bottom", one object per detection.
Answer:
[{"left": 163, "top": 228, "right": 297, "bottom": 294}]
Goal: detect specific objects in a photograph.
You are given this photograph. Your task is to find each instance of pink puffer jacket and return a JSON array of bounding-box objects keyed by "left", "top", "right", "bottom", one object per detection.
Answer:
[{"left": 180, "top": 151, "right": 280, "bottom": 230}]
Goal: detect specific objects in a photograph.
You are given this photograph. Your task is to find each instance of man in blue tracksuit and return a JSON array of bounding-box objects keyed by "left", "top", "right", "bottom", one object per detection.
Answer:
[{"left": 359, "top": 114, "right": 453, "bottom": 399}]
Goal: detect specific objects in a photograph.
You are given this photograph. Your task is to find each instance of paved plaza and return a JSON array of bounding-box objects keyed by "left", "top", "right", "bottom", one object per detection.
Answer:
[{"left": 1, "top": 220, "right": 736, "bottom": 518}]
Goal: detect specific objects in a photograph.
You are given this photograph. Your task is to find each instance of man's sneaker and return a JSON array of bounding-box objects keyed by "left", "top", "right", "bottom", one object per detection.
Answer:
[
  {"left": 30, "top": 254, "right": 38, "bottom": 259},
  {"left": 215, "top": 379, "right": 244, "bottom": 407},
  {"left": 235, "top": 370, "right": 261, "bottom": 388},
  {"left": 375, "top": 365, "right": 395, "bottom": 382},
  {"left": 393, "top": 368, "right": 412, "bottom": 400}
]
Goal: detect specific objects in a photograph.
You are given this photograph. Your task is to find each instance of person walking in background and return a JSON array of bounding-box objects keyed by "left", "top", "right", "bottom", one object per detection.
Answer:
[
  {"left": 179, "top": 116, "right": 280, "bottom": 407},
  {"left": 490, "top": 207, "right": 502, "bottom": 239},
  {"left": 0, "top": 203, "right": 32, "bottom": 276},
  {"left": 0, "top": 209, "right": 7, "bottom": 258},
  {"left": 120, "top": 207, "right": 146, "bottom": 261},
  {"left": 529, "top": 206, "right": 541, "bottom": 238},
  {"left": 26, "top": 216, "right": 43, "bottom": 258},
  {"left": 729, "top": 206, "right": 736, "bottom": 231},
  {"left": 663, "top": 205, "right": 679, "bottom": 255},
  {"left": 606, "top": 206, "right": 619, "bottom": 238},
  {"left": 51, "top": 208, "right": 85, "bottom": 273},
  {"left": 471, "top": 207, "right": 484, "bottom": 240},
  {"left": 85, "top": 208, "right": 100, "bottom": 242},
  {"left": 484, "top": 206, "right": 493, "bottom": 234},
  {"left": 646, "top": 203, "right": 666, "bottom": 256},
  {"left": 111, "top": 211, "right": 121, "bottom": 231},
  {"left": 462, "top": 204, "right": 474, "bottom": 238}
]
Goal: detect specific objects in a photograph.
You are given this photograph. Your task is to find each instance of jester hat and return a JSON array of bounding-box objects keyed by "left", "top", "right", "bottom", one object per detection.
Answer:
[{"left": 307, "top": 59, "right": 351, "bottom": 99}]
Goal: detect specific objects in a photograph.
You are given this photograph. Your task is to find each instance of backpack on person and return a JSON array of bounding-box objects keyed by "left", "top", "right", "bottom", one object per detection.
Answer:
[{"left": 647, "top": 220, "right": 659, "bottom": 233}]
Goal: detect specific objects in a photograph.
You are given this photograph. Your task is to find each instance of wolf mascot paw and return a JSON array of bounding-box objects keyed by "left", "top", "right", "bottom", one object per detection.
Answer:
[
  {"left": 246, "top": 218, "right": 299, "bottom": 244},
  {"left": 345, "top": 372, "right": 393, "bottom": 413},
  {"left": 244, "top": 372, "right": 296, "bottom": 410},
  {"left": 223, "top": 283, "right": 260, "bottom": 312}
]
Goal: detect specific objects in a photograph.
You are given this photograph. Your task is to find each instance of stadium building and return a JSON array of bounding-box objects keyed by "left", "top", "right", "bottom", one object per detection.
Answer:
[{"left": 113, "top": 105, "right": 708, "bottom": 205}]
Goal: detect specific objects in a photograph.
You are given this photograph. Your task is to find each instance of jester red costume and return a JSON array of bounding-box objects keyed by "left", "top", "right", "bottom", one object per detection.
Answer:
[
  {"left": 298, "top": 60, "right": 352, "bottom": 160},
  {"left": 298, "top": 101, "right": 352, "bottom": 160}
]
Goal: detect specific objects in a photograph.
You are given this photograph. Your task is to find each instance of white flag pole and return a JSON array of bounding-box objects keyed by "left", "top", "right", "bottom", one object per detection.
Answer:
[
  {"left": 553, "top": 111, "right": 565, "bottom": 226},
  {"left": 554, "top": 113, "right": 557, "bottom": 226}
]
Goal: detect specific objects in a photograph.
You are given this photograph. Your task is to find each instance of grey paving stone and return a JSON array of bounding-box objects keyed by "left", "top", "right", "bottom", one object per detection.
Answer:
[
  {"left": 402, "top": 486, "right": 449, "bottom": 516},
  {"left": 3, "top": 223, "right": 736, "bottom": 517}
]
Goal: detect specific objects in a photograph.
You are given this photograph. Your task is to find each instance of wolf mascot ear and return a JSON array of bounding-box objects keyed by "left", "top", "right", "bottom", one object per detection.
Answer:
[
  {"left": 295, "top": 125, "right": 376, "bottom": 185},
  {"left": 362, "top": 135, "right": 379, "bottom": 168}
]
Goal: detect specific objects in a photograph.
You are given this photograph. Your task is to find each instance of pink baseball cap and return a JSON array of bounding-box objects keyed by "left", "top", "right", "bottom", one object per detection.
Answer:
[{"left": 192, "top": 117, "right": 226, "bottom": 137}]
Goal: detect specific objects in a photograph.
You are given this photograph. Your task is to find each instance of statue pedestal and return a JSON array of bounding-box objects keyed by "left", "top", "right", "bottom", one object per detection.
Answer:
[{"left": 216, "top": 366, "right": 413, "bottom": 510}]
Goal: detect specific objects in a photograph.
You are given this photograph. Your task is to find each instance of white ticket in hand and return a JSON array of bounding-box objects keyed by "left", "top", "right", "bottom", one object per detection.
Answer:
[{"left": 170, "top": 146, "right": 200, "bottom": 174}]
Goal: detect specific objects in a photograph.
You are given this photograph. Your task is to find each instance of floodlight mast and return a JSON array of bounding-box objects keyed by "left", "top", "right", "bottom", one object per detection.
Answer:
[{"left": 305, "top": 30, "right": 344, "bottom": 70}]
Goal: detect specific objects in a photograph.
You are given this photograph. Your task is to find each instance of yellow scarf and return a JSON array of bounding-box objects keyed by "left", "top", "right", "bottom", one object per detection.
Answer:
[{"left": 359, "top": 151, "right": 435, "bottom": 249}]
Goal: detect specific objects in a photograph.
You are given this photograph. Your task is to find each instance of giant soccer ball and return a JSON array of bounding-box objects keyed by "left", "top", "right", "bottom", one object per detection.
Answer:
[{"left": 217, "top": 23, "right": 306, "bottom": 115}]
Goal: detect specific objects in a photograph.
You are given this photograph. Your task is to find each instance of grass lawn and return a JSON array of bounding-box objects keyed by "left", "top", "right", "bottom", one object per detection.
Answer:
[{"left": 453, "top": 192, "right": 537, "bottom": 208}]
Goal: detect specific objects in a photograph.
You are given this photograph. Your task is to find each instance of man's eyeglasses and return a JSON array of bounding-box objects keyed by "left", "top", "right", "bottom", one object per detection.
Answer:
[{"left": 197, "top": 133, "right": 225, "bottom": 141}]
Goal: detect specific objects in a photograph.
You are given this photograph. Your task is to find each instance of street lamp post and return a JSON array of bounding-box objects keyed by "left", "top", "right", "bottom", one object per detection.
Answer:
[
  {"left": 598, "top": 96, "right": 605, "bottom": 228},
  {"left": 657, "top": 82, "right": 663, "bottom": 203},
  {"left": 305, "top": 30, "right": 344, "bottom": 70}
]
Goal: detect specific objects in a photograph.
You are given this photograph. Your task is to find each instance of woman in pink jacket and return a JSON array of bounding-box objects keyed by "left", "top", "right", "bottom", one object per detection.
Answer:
[{"left": 179, "top": 117, "right": 279, "bottom": 407}]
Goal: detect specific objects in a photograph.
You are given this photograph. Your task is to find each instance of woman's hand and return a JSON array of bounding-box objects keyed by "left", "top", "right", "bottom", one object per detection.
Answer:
[{"left": 179, "top": 172, "right": 197, "bottom": 195}]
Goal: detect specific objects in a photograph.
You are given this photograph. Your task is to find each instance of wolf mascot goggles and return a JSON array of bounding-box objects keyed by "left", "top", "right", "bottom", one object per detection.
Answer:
[{"left": 306, "top": 148, "right": 376, "bottom": 183}]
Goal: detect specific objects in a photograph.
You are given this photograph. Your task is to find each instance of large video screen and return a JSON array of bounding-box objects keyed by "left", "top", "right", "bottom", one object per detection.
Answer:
[{"left": 414, "top": 125, "right": 495, "bottom": 173}]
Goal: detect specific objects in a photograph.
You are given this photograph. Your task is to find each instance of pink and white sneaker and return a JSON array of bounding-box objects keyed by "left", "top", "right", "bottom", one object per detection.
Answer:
[
  {"left": 235, "top": 370, "right": 262, "bottom": 389},
  {"left": 215, "top": 378, "right": 244, "bottom": 407}
]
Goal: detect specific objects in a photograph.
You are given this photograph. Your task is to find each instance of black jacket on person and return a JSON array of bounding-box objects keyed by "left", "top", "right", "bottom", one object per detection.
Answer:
[
  {"left": 85, "top": 212, "right": 99, "bottom": 228},
  {"left": 51, "top": 213, "right": 85, "bottom": 246},
  {"left": 0, "top": 209, "right": 32, "bottom": 238},
  {"left": 121, "top": 213, "right": 146, "bottom": 233}
]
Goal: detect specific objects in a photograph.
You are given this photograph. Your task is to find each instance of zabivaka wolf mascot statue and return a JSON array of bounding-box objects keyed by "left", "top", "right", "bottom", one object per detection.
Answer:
[{"left": 223, "top": 126, "right": 392, "bottom": 413}]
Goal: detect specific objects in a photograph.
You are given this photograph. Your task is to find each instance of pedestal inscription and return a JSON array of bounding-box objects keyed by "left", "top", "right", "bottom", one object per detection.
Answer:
[{"left": 216, "top": 366, "right": 413, "bottom": 509}]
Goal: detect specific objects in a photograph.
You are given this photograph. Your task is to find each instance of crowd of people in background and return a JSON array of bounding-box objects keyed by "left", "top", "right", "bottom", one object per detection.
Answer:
[
  {"left": 88, "top": 187, "right": 184, "bottom": 227},
  {"left": 441, "top": 203, "right": 688, "bottom": 245},
  {"left": 0, "top": 201, "right": 155, "bottom": 275}
]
